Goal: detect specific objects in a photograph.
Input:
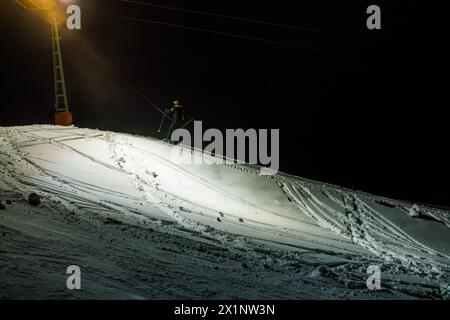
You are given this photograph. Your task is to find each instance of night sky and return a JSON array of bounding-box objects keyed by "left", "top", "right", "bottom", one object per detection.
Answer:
[{"left": 1, "top": 0, "right": 448, "bottom": 206}]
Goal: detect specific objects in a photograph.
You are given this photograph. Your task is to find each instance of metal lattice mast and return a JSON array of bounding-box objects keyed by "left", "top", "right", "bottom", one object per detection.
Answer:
[
  {"left": 13, "top": 0, "right": 73, "bottom": 125},
  {"left": 50, "top": 10, "right": 69, "bottom": 114}
]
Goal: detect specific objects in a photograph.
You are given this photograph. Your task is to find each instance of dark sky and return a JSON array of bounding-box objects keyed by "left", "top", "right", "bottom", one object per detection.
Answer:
[{"left": 1, "top": 0, "right": 448, "bottom": 206}]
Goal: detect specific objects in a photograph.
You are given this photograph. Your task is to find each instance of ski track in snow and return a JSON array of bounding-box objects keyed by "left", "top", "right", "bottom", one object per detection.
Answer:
[{"left": 0, "top": 125, "right": 449, "bottom": 299}]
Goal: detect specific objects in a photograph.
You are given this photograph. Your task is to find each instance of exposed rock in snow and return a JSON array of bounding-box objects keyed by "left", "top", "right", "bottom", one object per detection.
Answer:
[
  {"left": 28, "top": 193, "right": 41, "bottom": 206},
  {"left": 316, "top": 265, "right": 329, "bottom": 276},
  {"left": 409, "top": 204, "right": 422, "bottom": 218}
]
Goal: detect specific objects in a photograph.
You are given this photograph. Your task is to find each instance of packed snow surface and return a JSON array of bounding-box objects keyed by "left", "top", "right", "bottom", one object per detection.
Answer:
[{"left": 0, "top": 125, "right": 449, "bottom": 299}]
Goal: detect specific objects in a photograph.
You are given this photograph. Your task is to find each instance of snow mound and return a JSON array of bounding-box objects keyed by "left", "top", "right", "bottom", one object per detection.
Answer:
[{"left": 1, "top": 125, "right": 449, "bottom": 286}]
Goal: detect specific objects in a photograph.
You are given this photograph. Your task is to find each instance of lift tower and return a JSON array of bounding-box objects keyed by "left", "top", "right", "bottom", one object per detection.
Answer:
[{"left": 13, "top": 0, "right": 73, "bottom": 126}]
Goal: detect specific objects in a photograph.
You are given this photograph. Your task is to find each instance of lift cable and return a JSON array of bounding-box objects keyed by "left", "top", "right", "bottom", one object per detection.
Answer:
[
  {"left": 121, "top": 0, "right": 329, "bottom": 35},
  {"left": 107, "top": 13, "right": 328, "bottom": 52},
  {"left": 83, "top": 45, "right": 172, "bottom": 121}
]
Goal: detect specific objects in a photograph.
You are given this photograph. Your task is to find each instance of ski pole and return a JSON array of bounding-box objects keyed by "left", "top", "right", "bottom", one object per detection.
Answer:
[
  {"left": 182, "top": 117, "right": 194, "bottom": 129},
  {"left": 157, "top": 113, "right": 166, "bottom": 133}
]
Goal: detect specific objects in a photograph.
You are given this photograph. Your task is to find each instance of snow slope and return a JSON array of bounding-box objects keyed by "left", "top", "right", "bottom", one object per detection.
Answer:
[{"left": 1, "top": 125, "right": 449, "bottom": 299}]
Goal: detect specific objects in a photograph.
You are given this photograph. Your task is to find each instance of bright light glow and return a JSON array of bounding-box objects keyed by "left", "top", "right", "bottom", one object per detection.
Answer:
[{"left": 14, "top": 0, "right": 67, "bottom": 25}]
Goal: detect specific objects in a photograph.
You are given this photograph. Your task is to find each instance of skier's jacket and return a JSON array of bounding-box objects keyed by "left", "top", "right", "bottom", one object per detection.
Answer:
[{"left": 166, "top": 105, "right": 184, "bottom": 123}]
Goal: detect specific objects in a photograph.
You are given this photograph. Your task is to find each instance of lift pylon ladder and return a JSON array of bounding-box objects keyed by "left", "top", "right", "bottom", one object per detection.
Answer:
[
  {"left": 13, "top": 0, "right": 73, "bottom": 126},
  {"left": 50, "top": 10, "right": 72, "bottom": 125}
]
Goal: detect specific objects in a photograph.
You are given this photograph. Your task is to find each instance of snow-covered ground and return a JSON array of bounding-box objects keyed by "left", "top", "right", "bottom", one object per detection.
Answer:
[{"left": 0, "top": 125, "right": 449, "bottom": 299}]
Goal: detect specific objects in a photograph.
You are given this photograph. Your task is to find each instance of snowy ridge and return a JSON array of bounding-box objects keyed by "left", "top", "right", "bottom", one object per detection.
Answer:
[
  {"left": 1, "top": 125, "right": 449, "bottom": 299},
  {"left": 280, "top": 180, "right": 449, "bottom": 272}
]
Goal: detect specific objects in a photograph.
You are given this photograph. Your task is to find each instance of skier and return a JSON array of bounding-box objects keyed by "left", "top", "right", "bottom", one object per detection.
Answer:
[{"left": 165, "top": 100, "right": 185, "bottom": 141}]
